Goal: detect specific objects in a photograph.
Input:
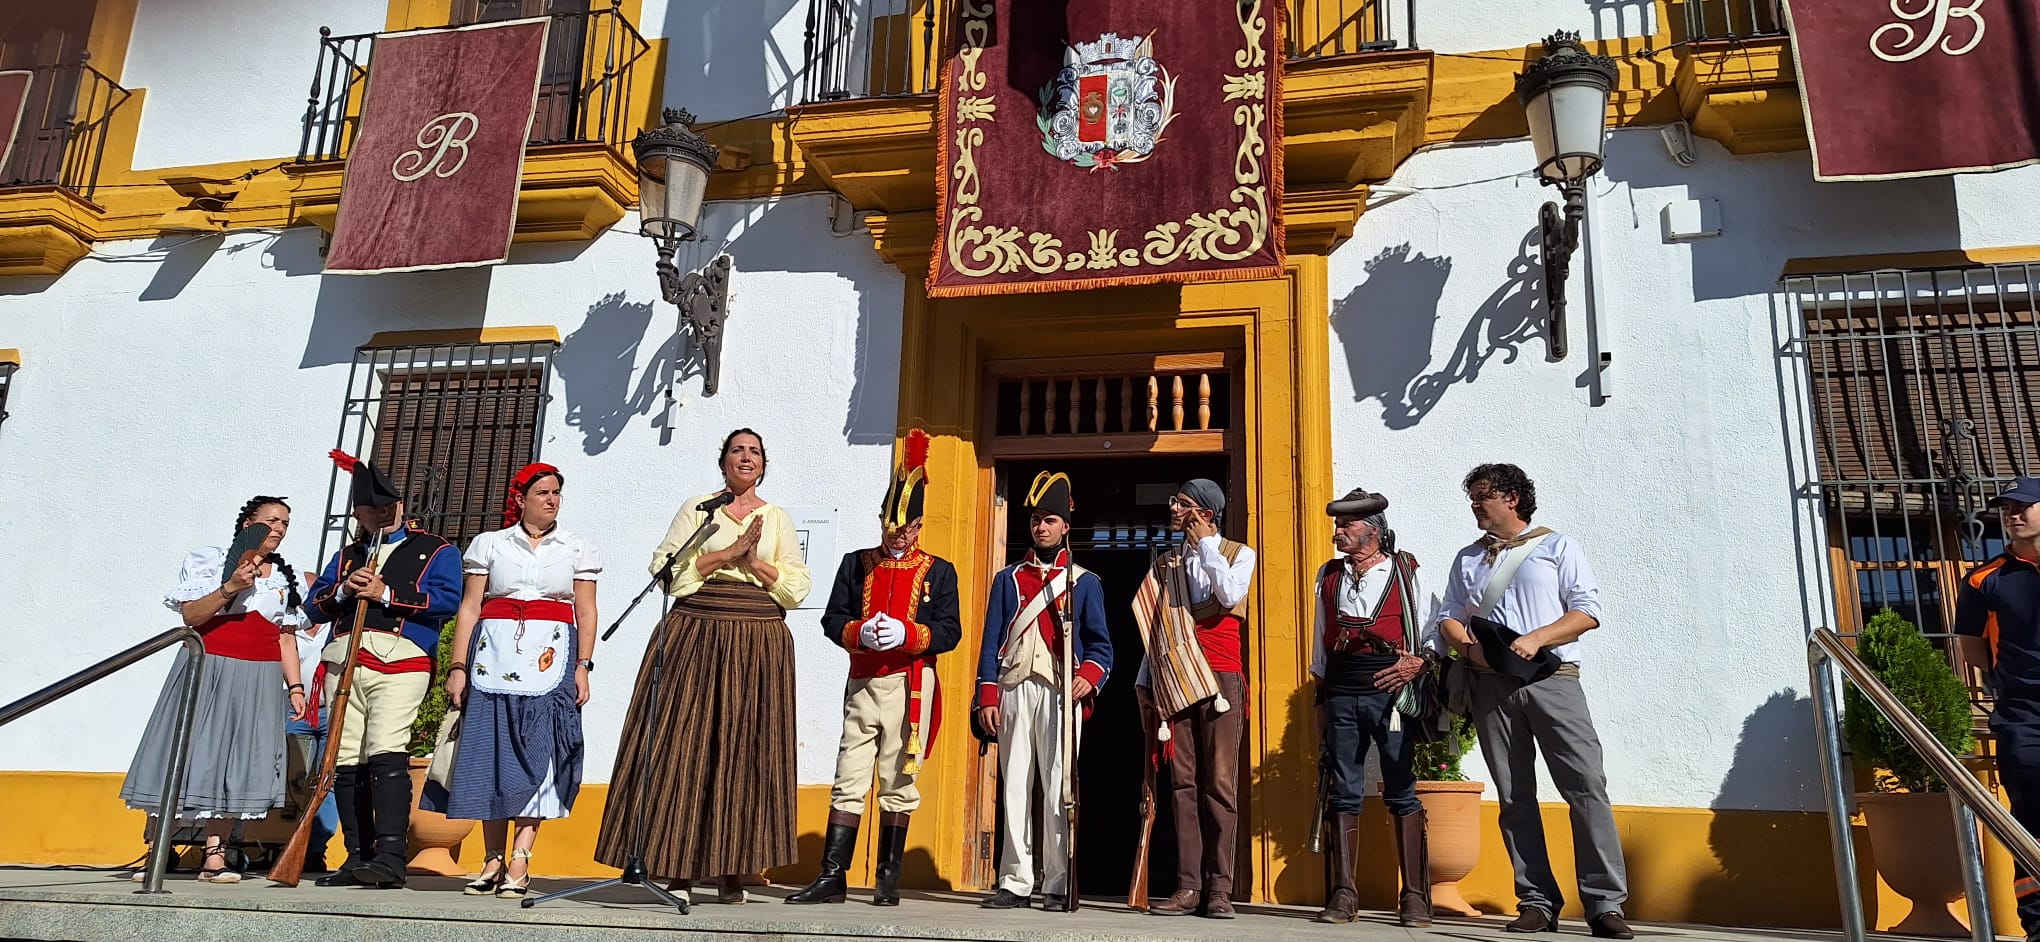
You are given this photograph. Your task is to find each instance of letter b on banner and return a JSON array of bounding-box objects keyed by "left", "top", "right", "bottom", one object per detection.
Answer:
[{"left": 392, "top": 112, "right": 480, "bottom": 181}]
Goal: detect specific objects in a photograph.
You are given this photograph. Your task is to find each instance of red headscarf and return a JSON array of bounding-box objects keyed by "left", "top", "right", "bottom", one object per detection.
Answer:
[{"left": 504, "top": 462, "right": 562, "bottom": 529}]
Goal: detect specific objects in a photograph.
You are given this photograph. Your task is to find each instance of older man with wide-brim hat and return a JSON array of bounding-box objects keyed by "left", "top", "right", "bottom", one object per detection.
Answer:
[{"left": 1310, "top": 486, "right": 1439, "bottom": 926}]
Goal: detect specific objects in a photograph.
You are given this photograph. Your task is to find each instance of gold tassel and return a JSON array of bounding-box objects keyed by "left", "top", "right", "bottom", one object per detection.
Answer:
[{"left": 903, "top": 728, "right": 924, "bottom": 776}]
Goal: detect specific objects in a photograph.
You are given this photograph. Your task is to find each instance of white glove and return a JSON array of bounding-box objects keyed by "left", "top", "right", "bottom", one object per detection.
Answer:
[
  {"left": 858, "top": 617, "right": 883, "bottom": 650},
  {"left": 870, "top": 614, "right": 907, "bottom": 651}
]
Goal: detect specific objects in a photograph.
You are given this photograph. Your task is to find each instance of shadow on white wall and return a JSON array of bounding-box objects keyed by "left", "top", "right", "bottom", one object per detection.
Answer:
[{"left": 1332, "top": 231, "right": 1547, "bottom": 430}]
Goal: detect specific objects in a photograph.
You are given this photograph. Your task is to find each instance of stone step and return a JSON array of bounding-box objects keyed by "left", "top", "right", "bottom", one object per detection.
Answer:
[{"left": 0, "top": 869, "right": 1921, "bottom": 942}]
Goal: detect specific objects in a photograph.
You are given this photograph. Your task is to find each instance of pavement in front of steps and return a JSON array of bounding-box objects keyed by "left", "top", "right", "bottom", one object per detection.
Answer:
[{"left": 0, "top": 867, "right": 1950, "bottom": 942}]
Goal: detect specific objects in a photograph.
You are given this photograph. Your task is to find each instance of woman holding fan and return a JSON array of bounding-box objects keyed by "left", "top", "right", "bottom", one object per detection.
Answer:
[
  {"left": 430, "top": 463, "right": 599, "bottom": 899},
  {"left": 121, "top": 496, "right": 311, "bottom": 884}
]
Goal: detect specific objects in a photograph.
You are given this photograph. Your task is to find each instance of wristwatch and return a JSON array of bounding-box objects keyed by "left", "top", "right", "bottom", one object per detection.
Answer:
[{"left": 577, "top": 659, "right": 595, "bottom": 673}]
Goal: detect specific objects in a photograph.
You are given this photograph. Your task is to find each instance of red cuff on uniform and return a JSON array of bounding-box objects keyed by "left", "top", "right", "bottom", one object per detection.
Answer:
[
  {"left": 1077, "top": 660, "right": 1106, "bottom": 691},
  {"left": 838, "top": 622, "right": 862, "bottom": 652},
  {"left": 905, "top": 621, "right": 932, "bottom": 655},
  {"left": 976, "top": 682, "right": 1000, "bottom": 708}
]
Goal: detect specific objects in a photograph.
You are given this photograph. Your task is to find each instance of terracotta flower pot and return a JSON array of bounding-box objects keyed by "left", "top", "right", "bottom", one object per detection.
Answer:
[
  {"left": 1858, "top": 790, "right": 1970, "bottom": 937},
  {"left": 406, "top": 757, "right": 474, "bottom": 876},
  {"left": 1417, "top": 780, "right": 1486, "bottom": 918}
]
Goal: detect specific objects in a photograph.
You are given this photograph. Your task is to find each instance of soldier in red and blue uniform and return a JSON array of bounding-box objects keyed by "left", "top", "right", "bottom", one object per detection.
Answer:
[
  {"left": 788, "top": 429, "right": 963, "bottom": 907},
  {"left": 973, "top": 471, "right": 1112, "bottom": 911},
  {"left": 306, "top": 450, "right": 463, "bottom": 888},
  {"left": 1957, "top": 475, "right": 2040, "bottom": 942}
]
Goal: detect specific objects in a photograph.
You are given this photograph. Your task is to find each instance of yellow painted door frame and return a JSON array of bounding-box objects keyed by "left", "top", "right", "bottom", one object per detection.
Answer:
[{"left": 881, "top": 247, "right": 1337, "bottom": 905}]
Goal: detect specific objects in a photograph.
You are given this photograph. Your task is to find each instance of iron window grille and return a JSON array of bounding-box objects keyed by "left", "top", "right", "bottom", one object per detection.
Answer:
[
  {"left": 0, "top": 361, "right": 15, "bottom": 430},
  {"left": 319, "top": 338, "right": 558, "bottom": 560},
  {"left": 1787, "top": 262, "right": 2040, "bottom": 733}
]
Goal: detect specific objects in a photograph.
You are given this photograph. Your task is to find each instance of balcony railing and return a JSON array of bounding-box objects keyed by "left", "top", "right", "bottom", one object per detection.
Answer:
[
  {"left": 1289, "top": 0, "right": 1418, "bottom": 59},
  {"left": 0, "top": 57, "right": 132, "bottom": 201},
  {"left": 1683, "top": 0, "right": 1785, "bottom": 41},
  {"left": 795, "top": 0, "right": 1419, "bottom": 106},
  {"left": 296, "top": 4, "right": 649, "bottom": 163},
  {"left": 801, "top": 0, "right": 941, "bottom": 103}
]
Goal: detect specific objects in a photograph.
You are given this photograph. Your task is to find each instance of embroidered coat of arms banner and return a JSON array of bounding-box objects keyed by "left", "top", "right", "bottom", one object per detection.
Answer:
[
  {"left": 1781, "top": 0, "right": 2040, "bottom": 181},
  {"left": 929, "top": 0, "right": 1285, "bottom": 297},
  {"left": 325, "top": 19, "right": 548, "bottom": 274}
]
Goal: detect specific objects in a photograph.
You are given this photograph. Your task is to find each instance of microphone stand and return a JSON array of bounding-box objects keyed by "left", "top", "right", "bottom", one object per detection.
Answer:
[{"left": 524, "top": 505, "right": 724, "bottom": 915}]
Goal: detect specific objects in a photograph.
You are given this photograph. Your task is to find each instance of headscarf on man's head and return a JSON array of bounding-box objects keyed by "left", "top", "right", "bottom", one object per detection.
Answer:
[
  {"left": 1178, "top": 478, "right": 1226, "bottom": 523},
  {"left": 504, "top": 462, "right": 562, "bottom": 529}
]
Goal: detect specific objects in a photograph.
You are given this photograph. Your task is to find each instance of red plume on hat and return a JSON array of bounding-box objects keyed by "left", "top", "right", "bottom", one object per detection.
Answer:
[
  {"left": 328, "top": 448, "right": 403, "bottom": 508},
  {"left": 882, "top": 429, "right": 932, "bottom": 530}
]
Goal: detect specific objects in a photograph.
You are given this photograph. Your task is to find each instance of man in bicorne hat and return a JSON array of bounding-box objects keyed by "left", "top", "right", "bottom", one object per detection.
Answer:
[
  {"left": 788, "top": 429, "right": 963, "bottom": 907},
  {"left": 1312, "top": 486, "right": 1438, "bottom": 927},
  {"left": 974, "top": 471, "right": 1112, "bottom": 911},
  {"left": 1132, "top": 478, "right": 1255, "bottom": 918},
  {"left": 306, "top": 450, "right": 463, "bottom": 888}
]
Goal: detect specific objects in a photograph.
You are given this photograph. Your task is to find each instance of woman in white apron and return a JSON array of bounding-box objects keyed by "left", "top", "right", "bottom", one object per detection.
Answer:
[{"left": 431, "top": 464, "right": 598, "bottom": 899}]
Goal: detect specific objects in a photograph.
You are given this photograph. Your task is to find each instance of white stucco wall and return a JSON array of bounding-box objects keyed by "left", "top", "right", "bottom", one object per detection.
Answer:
[
  {"left": 1424, "top": 0, "right": 1658, "bottom": 53},
  {"left": 121, "top": 0, "right": 388, "bottom": 169},
  {"left": 0, "top": 193, "right": 903, "bottom": 788},
  {"left": 657, "top": 0, "right": 809, "bottom": 122},
  {"left": 1324, "top": 126, "right": 2008, "bottom": 813}
]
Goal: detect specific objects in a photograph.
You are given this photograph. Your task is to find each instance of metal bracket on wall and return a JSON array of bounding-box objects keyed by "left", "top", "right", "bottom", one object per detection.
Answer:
[
  {"left": 658, "top": 253, "right": 734, "bottom": 396},
  {"left": 1539, "top": 182, "right": 1587, "bottom": 362}
]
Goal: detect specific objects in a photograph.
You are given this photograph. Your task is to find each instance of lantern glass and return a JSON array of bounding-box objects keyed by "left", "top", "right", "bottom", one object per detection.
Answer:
[{"left": 637, "top": 151, "right": 710, "bottom": 242}]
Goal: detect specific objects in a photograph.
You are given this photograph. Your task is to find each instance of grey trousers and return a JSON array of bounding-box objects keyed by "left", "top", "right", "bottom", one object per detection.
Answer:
[{"left": 1471, "top": 669, "right": 1629, "bottom": 918}]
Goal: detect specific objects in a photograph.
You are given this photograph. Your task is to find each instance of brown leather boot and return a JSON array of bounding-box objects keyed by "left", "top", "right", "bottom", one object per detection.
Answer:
[
  {"left": 1312, "top": 812, "right": 1361, "bottom": 924},
  {"left": 1394, "top": 809, "right": 1434, "bottom": 927},
  {"left": 1149, "top": 888, "right": 1200, "bottom": 916}
]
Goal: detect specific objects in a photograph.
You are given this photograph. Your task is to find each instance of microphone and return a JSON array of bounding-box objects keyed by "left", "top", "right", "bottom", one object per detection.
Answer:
[{"left": 697, "top": 493, "right": 735, "bottom": 513}]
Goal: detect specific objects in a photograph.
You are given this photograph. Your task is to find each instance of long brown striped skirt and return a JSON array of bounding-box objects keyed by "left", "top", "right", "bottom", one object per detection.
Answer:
[{"left": 594, "top": 581, "right": 797, "bottom": 879}]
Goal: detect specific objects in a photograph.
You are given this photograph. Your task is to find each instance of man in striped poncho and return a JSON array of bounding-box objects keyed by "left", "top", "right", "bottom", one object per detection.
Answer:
[{"left": 1132, "top": 478, "right": 1255, "bottom": 919}]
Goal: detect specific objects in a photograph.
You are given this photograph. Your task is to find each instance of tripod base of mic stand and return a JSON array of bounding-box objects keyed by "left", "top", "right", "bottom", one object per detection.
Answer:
[{"left": 519, "top": 855, "right": 689, "bottom": 914}]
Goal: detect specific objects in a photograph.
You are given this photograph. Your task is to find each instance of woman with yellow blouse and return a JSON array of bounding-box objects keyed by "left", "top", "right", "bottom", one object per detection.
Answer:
[{"left": 594, "top": 428, "right": 811, "bottom": 904}]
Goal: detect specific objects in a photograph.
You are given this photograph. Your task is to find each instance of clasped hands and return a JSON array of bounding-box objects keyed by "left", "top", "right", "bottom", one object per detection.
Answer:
[
  {"left": 341, "top": 566, "right": 387, "bottom": 601},
  {"left": 858, "top": 612, "right": 908, "bottom": 651}
]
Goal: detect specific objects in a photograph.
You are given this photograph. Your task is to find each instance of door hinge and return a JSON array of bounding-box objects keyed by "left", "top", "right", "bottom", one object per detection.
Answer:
[{"left": 979, "top": 832, "right": 992, "bottom": 859}]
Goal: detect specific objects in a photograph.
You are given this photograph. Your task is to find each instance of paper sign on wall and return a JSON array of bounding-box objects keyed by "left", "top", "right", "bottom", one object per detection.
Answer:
[{"left": 783, "top": 507, "right": 837, "bottom": 609}]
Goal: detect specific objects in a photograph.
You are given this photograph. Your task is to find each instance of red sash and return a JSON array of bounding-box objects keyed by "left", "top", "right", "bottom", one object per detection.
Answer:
[
  {"left": 479, "top": 597, "right": 575, "bottom": 623},
  {"left": 198, "top": 611, "right": 283, "bottom": 662}
]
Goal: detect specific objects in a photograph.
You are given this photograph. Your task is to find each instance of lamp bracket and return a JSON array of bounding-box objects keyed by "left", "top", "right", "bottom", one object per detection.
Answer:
[
  {"left": 657, "top": 252, "right": 734, "bottom": 397},
  {"left": 1539, "top": 182, "right": 1587, "bottom": 361}
]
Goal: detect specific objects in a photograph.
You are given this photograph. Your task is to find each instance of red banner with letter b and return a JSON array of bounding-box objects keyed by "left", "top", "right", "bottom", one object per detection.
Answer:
[
  {"left": 325, "top": 19, "right": 549, "bottom": 273},
  {"left": 1782, "top": 0, "right": 2040, "bottom": 181}
]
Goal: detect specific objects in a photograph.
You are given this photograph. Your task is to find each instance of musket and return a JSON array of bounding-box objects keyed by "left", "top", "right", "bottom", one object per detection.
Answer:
[
  {"left": 1128, "top": 690, "right": 1158, "bottom": 911},
  {"left": 1308, "top": 750, "right": 1331, "bottom": 855},
  {"left": 1057, "top": 547, "right": 1081, "bottom": 912},
  {"left": 267, "top": 521, "right": 387, "bottom": 887}
]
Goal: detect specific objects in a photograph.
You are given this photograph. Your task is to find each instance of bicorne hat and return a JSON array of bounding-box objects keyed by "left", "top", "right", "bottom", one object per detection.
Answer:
[
  {"left": 881, "top": 429, "right": 932, "bottom": 530},
  {"left": 329, "top": 449, "right": 402, "bottom": 508},
  {"left": 1025, "top": 471, "right": 1074, "bottom": 520}
]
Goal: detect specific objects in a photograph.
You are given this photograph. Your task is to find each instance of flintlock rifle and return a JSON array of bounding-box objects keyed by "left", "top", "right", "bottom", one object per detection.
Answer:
[{"left": 267, "top": 522, "right": 388, "bottom": 886}]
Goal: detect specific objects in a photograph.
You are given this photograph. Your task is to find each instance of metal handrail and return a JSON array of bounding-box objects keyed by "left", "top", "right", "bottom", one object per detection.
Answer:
[
  {"left": 0, "top": 626, "right": 206, "bottom": 895},
  {"left": 1809, "top": 627, "right": 2040, "bottom": 942}
]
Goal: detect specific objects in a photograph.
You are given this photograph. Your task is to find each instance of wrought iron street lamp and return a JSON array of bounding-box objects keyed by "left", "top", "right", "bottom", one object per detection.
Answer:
[
  {"left": 1516, "top": 31, "right": 1616, "bottom": 361},
  {"left": 633, "top": 107, "right": 732, "bottom": 395}
]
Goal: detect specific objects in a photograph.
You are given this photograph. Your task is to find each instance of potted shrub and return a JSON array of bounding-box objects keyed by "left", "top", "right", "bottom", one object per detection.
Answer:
[
  {"left": 1845, "top": 608, "right": 1977, "bottom": 937},
  {"left": 405, "top": 626, "right": 473, "bottom": 876},
  {"left": 1414, "top": 703, "right": 1484, "bottom": 918}
]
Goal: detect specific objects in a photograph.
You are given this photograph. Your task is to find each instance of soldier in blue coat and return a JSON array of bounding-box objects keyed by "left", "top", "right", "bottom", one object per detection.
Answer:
[
  {"left": 306, "top": 450, "right": 463, "bottom": 888},
  {"left": 973, "top": 471, "right": 1111, "bottom": 911}
]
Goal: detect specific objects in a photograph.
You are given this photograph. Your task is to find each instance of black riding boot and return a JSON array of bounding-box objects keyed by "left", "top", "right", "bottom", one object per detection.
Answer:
[
  {"left": 786, "top": 810, "right": 859, "bottom": 904},
  {"left": 353, "top": 753, "right": 411, "bottom": 888},
  {"left": 873, "top": 812, "right": 909, "bottom": 906},
  {"left": 315, "top": 764, "right": 374, "bottom": 887}
]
